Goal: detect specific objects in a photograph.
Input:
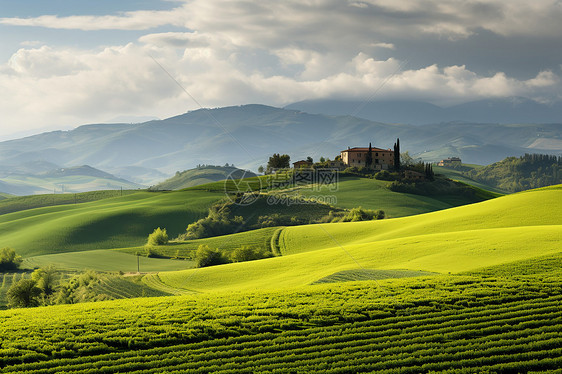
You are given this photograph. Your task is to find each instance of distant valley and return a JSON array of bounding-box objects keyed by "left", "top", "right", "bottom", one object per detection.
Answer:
[{"left": 0, "top": 164, "right": 142, "bottom": 195}]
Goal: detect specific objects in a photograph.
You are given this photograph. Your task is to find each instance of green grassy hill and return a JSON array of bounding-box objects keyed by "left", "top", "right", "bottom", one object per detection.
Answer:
[
  {"left": 0, "top": 190, "right": 223, "bottom": 257},
  {"left": 434, "top": 164, "right": 507, "bottom": 193},
  {"left": 0, "top": 174, "right": 497, "bottom": 264},
  {"left": 151, "top": 185, "right": 562, "bottom": 293},
  {"left": 153, "top": 165, "right": 257, "bottom": 190}
]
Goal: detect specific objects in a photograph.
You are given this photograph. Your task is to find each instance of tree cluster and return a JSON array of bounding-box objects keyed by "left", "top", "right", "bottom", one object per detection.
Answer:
[
  {"left": 465, "top": 153, "right": 562, "bottom": 192},
  {"left": 180, "top": 201, "right": 244, "bottom": 240},
  {"left": 194, "top": 244, "right": 272, "bottom": 268},
  {"left": 267, "top": 154, "right": 291, "bottom": 172},
  {"left": 0, "top": 247, "right": 22, "bottom": 272}
]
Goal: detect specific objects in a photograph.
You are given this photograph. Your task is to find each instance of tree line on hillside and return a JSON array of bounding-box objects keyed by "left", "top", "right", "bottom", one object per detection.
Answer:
[{"left": 465, "top": 153, "right": 562, "bottom": 192}]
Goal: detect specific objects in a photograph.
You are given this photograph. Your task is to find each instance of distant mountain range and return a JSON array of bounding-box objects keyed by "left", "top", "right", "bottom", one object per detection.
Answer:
[
  {"left": 0, "top": 102, "right": 560, "bottom": 195},
  {"left": 285, "top": 97, "right": 562, "bottom": 125}
]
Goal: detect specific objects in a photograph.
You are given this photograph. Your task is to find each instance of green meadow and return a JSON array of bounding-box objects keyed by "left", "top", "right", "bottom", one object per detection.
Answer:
[
  {"left": 0, "top": 190, "right": 223, "bottom": 257},
  {"left": 0, "top": 175, "right": 560, "bottom": 372},
  {"left": 153, "top": 186, "right": 562, "bottom": 293}
]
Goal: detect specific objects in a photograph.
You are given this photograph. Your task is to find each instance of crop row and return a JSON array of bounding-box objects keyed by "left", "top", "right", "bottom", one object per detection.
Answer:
[{"left": 1, "top": 277, "right": 560, "bottom": 373}]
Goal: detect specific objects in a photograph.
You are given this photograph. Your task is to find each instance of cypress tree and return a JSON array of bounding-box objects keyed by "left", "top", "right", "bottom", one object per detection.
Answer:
[
  {"left": 366, "top": 142, "right": 373, "bottom": 169},
  {"left": 394, "top": 138, "right": 401, "bottom": 171}
]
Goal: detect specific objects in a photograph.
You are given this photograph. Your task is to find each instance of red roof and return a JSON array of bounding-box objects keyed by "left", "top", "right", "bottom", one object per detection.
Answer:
[{"left": 341, "top": 147, "right": 392, "bottom": 152}]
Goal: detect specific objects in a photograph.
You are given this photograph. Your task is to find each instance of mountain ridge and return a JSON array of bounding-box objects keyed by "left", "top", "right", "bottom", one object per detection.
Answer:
[{"left": 0, "top": 103, "right": 560, "bottom": 195}]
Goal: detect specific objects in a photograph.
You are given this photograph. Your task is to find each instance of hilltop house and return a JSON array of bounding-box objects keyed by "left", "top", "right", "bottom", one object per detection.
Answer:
[
  {"left": 341, "top": 146, "right": 394, "bottom": 170},
  {"left": 438, "top": 157, "right": 462, "bottom": 167},
  {"left": 293, "top": 160, "right": 313, "bottom": 168}
]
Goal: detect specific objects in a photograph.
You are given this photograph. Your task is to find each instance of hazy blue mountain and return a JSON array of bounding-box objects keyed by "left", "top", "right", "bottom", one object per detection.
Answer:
[
  {"left": 0, "top": 104, "right": 560, "bottom": 195},
  {"left": 286, "top": 97, "right": 562, "bottom": 125}
]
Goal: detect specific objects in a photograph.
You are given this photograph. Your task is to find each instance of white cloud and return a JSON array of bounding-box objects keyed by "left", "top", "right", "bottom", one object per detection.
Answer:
[{"left": 1, "top": 0, "right": 562, "bottom": 136}]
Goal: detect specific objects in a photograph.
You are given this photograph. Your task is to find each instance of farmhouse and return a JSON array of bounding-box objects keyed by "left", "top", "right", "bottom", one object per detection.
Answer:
[
  {"left": 438, "top": 157, "right": 462, "bottom": 167},
  {"left": 293, "top": 160, "right": 313, "bottom": 168},
  {"left": 341, "top": 146, "right": 394, "bottom": 170}
]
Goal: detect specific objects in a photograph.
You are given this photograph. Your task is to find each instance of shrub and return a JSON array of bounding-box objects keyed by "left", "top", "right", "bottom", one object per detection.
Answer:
[
  {"left": 147, "top": 227, "right": 168, "bottom": 246},
  {"left": 7, "top": 279, "right": 42, "bottom": 308},
  {"left": 338, "top": 207, "right": 385, "bottom": 222},
  {"left": 195, "top": 245, "right": 228, "bottom": 268},
  {"left": 374, "top": 170, "right": 397, "bottom": 181},
  {"left": 182, "top": 202, "right": 245, "bottom": 240},
  {"left": 31, "top": 265, "right": 58, "bottom": 297},
  {"left": 230, "top": 246, "right": 272, "bottom": 263},
  {"left": 0, "top": 247, "right": 22, "bottom": 272}
]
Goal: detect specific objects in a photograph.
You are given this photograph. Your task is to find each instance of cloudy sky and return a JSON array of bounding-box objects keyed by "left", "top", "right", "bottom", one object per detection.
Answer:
[{"left": 1, "top": 0, "right": 561, "bottom": 139}]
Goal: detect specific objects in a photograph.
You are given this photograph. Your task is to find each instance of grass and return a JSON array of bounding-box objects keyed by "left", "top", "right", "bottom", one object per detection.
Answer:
[
  {"left": 0, "top": 173, "right": 501, "bottom": 261},
  {"left": 0, "top": 190, "right": 224, "bottom": 257},
  {"left": 0, "top": 174, "right": 142, "bottom": 195},
  {"left": 0, "top": 189, "right": 138, "bottom": 215},
  {"left": 434, "top": 165, "right": 507, "bottom": 194},
  {"left": 22, "top": 250, "right": 194, "bottom": 273},
  {"left": 0, "top": 273, "right": 560, "bottom": 373},
  {"left": 154, "top": 186, "right": 562, "bottom": 293},
  {"left": 118, "top": 227, "right": 280, "bottom": 260},
  {"left": 312, "top": 269, "right": 437, "bottom": 284},
  {"left": 297, "top": 176, "right": 493, "bottom": 218}
]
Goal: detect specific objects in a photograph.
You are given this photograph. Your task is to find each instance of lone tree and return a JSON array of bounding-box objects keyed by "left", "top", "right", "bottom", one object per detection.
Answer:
[
  {"left": 267, "top": 153, "right": 291, "bottom": 171},
  {"left": 147, "top": 227, "right": 169, "bottom": 246},
  {"left": 306, "top": 156, "right": 313, "bottom": 163},
  {"left": 0, "top": 247, "right": 22, "bottom": 272},
  {"left": 365, "top": 143, "right": 373, "bottom": 169},
  {"left": 393, "top": 138, "right": 401, "bottom": 171}
]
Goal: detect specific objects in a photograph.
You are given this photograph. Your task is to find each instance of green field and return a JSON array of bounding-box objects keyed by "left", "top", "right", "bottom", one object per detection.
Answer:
[
  {"left": 153, "top": 186, "right": 562, "bottom": 293},
  {"left": 298, "top": 175, "right": 496, "bottom": 217},
  {"left": 434, "top": 165, "right": 507, "bottom": 193},
  {"left": 0, "top": 190, "right": 223, "bottom": 257},
  {"left": 0, "top": 174, "right": 497, "bottom": 265},
  {"left": 118, "top": 227, "right": 280, "bottom": 259},
  {"left": 0, "top": 182, "right": 560, "bottom": 372},
  {"left": 0, "top": 190, "right": 138, "bottom": 215},
  {"left": 0, "top": 270, "right": 560, "bottom": 373},
  {"left": 23, "top": 250, "right": 193, "bottom": 273}
]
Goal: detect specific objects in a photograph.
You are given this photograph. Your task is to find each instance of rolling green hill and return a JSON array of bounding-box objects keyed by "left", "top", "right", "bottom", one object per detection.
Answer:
[
  {"left": 0, "top": 174, "right": 497, "bottom": 265},
  {"left": 153, "top": 165, "right": 257, "bottom": 190},
  {"left": 151, "top": 185, "right": 562, "bottom": 293},
  {"left": 0, "top": 190, "right": 224, "bottom": 257}
]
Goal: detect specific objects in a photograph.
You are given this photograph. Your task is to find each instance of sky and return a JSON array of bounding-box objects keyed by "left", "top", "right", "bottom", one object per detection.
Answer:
[{"left": 1, "top": 0, "right": 561, "bottom": 139}]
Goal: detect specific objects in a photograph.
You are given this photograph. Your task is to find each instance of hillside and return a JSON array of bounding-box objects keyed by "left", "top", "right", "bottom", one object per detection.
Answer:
[
  {"left": 151, "top": 186, "right": 562, "bottom": 293},
  {"left": 464, "top": 154, "right": 562, "bottom": 192},
  {"left": 0, "top": 190, "right": 224, "bottom": 257},
  {"left": 153, "top": 165, "right": 257, "bottom": 190},
  {"left": 0, "top": 164, "right": 143, "bottom": 195},
  {"left": 0, "top": 174, "right": 498, "bottom": 267},
  {"left": 0, "top": 105, "right": 560, "bottom": 193},
  {"left": 0, "top": 269, "right": 560, "bottom": 373}
]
